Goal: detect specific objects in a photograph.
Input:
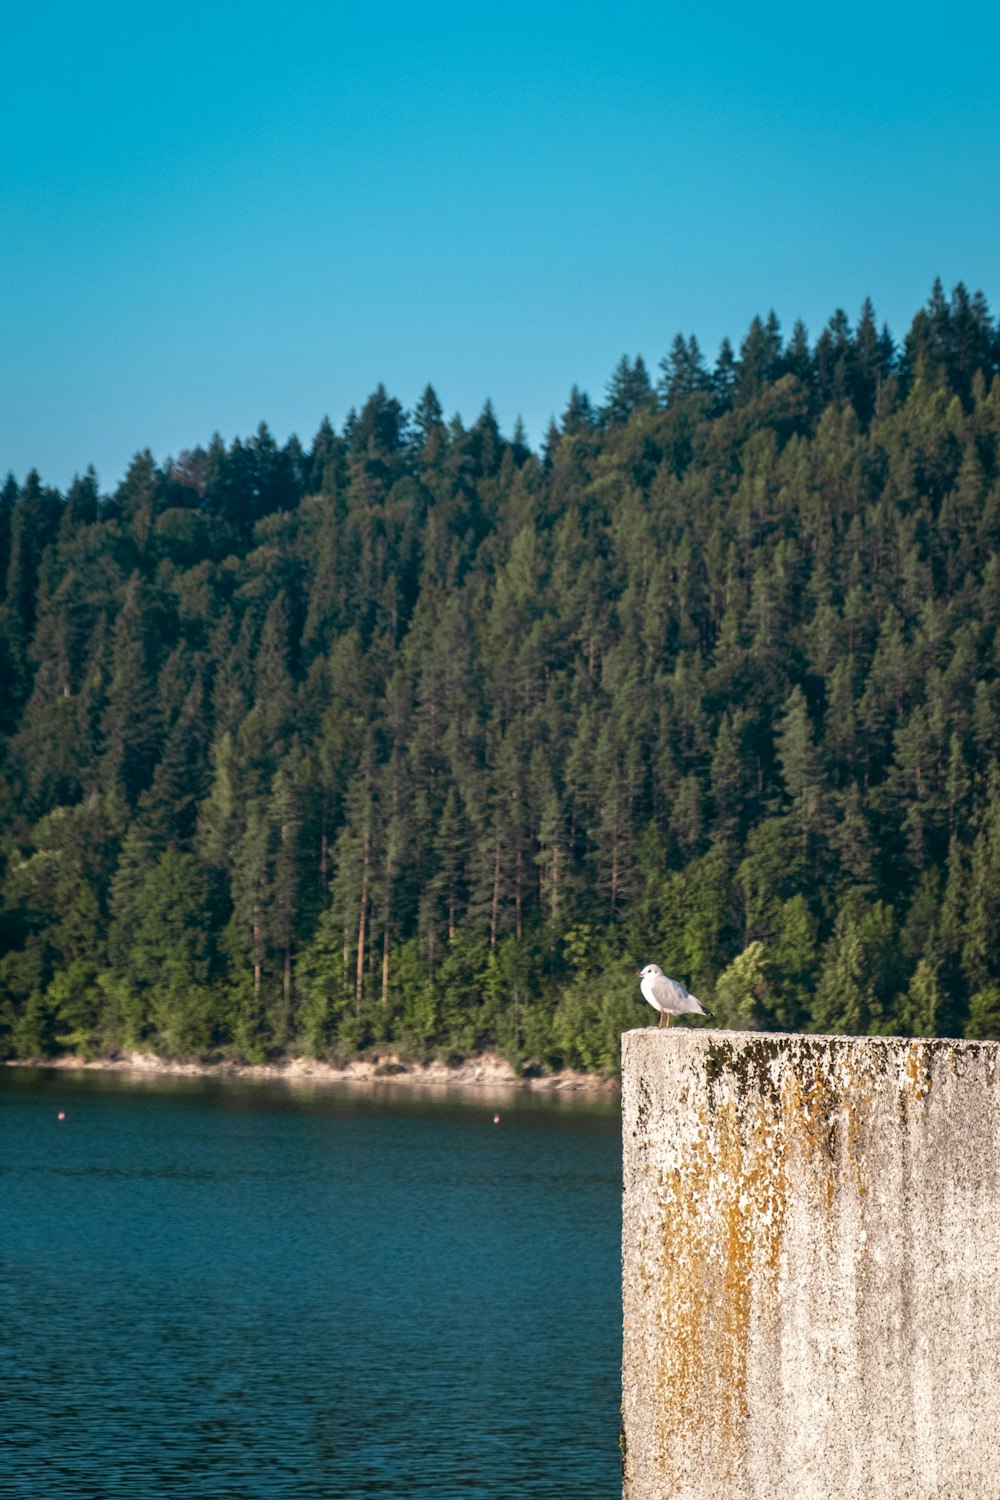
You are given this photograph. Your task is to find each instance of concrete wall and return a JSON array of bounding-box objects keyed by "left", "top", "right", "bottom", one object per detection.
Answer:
[{"left": 621, "top": 1028, "right": 1000, "bottom": 1500}]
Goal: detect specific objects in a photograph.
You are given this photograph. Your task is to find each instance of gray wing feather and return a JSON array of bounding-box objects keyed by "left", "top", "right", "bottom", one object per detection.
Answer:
[{"left": 651, "top": 973, "right": 709, "bottom": 1016}]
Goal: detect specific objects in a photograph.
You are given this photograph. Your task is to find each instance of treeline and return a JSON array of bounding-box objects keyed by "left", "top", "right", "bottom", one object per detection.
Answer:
[{"left": 2, "top": 279, "right": 1000, "bottom": 1072}]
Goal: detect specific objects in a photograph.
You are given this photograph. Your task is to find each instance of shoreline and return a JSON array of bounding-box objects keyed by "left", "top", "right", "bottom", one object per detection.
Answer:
[{"left": 1, "top": 1048, "right": 620, "bottom": 1096}]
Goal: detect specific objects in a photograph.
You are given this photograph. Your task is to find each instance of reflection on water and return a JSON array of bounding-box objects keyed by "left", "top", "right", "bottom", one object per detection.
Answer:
[{"left": 0, "top": 1068, "right": 622, "bottom": 1499}]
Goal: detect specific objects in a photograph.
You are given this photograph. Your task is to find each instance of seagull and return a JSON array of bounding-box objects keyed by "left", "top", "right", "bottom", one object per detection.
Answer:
[{"left": 636, "top": 963, "right": 712, "bottom": 1028}]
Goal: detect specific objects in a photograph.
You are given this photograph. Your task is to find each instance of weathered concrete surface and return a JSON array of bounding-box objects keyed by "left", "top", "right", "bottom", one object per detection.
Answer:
[{"left": 621, "top": 1029, "right": 1000, "bottom": 1500}]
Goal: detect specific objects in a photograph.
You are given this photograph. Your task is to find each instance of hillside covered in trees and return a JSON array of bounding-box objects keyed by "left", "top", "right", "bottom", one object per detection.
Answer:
[{"left": 2, "top": 280, "right": 1000, "bottom": 1072}]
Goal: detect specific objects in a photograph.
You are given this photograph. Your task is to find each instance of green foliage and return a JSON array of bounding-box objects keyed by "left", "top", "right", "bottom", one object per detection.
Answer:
[
  {"left": 10, "top": 989, "right": 58, "bottom": 1059},
  {"left": 713, "top": 942, "right": 770, "bottom": 1030},
  {"left": 893, "top": 958, "right": 940, "bottom": 1038},
  {"left": 965, "top": 986, "right": 1000, "bottom": 1040},
  {"left": 2, "top": 281, "right": 1000, "bottom": 1068},
  {"left": 811, "top": 901, "right": 906, "bottom": 1035}
]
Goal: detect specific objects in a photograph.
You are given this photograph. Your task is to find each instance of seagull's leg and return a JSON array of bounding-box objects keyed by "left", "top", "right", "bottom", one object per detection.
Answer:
[
  {"left": 666, "top": 1012, "right": 671, "bottom": 1029},
  {"left": 658, "top": 1010, "right": 663, "bottom": 1029}
]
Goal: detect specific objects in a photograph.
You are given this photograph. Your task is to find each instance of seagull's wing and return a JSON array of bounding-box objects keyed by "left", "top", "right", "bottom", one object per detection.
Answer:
[{"left": 650, "top": 972, "right": 710, "bottom": 1016}]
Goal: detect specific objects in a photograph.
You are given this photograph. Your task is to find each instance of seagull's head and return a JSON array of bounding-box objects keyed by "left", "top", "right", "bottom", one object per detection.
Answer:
[{"left": 636, "top": 963, "right": 664, "bottom": 979}]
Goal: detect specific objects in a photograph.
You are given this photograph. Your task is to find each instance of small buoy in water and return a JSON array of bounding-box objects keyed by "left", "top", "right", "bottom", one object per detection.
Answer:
[
  {"left": 57, "top": 1112, "right": 65, "bottom": 1121},
  {"left": 492, "top": 1113, "right": 501, "bottom": 1125}
]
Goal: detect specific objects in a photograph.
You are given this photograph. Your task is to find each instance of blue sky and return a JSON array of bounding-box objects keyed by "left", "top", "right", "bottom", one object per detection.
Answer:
[{"left": 2, "top": 0, "right": 998, "bottom": 491}]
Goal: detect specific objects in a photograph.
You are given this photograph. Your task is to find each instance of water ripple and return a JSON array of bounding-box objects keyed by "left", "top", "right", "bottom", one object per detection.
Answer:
[{"left": 1, "top": 1071, "right": 622, "bottom": 1499}]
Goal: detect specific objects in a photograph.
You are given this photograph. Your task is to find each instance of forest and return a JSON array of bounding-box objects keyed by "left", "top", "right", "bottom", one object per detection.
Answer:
[{"left": 2, "top": 280, "right": 1000, "bottom": 1073}]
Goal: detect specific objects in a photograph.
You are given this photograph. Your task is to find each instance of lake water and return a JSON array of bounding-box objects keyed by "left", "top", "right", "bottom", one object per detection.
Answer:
[{"left": 0, "top": 1069, "right": 622, "bottom": 1498}]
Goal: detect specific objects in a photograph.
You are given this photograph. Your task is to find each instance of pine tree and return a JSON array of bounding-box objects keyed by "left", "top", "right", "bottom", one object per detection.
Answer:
[
  {"left": 601, "top": 356, "right": 655, "bottom": 426},
  {"left": 737, "top": 313, "right": 783, "bottom": 402},
  {"left": 658, "top": 334, "right": 710, "bottom": 404},
  {"left": 775, "top": 686, "right": 826, "bottom": 857},
  {"left": 99, "top": 576, "right": 163, "bottom": 806}
]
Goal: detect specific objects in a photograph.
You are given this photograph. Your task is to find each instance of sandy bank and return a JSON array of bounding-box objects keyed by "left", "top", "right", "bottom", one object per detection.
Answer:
[{"left": 2, "top": 1048, "right": 619, "bottom": 1095}]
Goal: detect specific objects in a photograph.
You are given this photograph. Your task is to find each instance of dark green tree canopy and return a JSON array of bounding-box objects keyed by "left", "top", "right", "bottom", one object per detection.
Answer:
[{"left": 2, "top": 281, "right": 1000, "bottom": 1070}]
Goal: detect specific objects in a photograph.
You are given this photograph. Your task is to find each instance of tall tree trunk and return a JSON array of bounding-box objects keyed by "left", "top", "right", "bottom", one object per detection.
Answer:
[
  {"left": 381, "top": 761, "right": 399, "bottom": 1009},
  {"left": 490, "top": 830, "right": 501, "bottom": 949},
  {"left": 381, "top": 918, "right": 390, "bottom": 1010},
  {"left": 515, "top": 847, "right": 523, "bottom": 940},
  {"left": 356, "top": 828, "right": 370, "bottom": 1016},
  {"left": 252, "top": 879, "right": 263, "bottom": 1004}
]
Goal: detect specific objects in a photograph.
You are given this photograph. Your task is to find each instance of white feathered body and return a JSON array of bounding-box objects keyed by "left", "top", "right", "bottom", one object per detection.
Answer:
[{"left": 637, "top": 963, "right": 711, "bottom": 1020}]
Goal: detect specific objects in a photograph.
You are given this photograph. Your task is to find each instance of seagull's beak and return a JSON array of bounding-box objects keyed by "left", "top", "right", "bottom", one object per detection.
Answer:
[{"left": 635, "top": 969, "right": 642, "bottom": 977}]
